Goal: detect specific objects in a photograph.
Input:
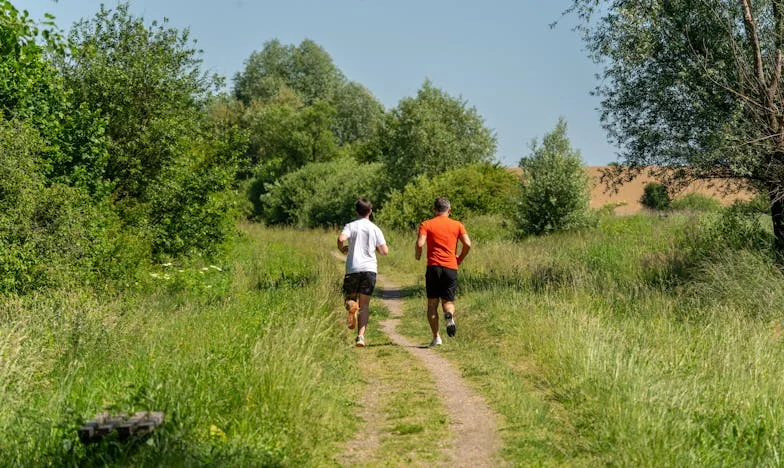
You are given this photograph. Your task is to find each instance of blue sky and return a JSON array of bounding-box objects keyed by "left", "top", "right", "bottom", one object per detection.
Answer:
[{"left": 22, "top": 0, "right": 617, "bottom": 166}]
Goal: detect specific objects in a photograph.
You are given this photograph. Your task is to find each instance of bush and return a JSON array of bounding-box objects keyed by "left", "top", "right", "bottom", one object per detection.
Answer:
[
  {"left": 261, "top": 158, "right": 384, "bottom": 228},
  {"left": 515, "top": 118, "right": 595, "bottom": 236},
  {"left": 0, "top": 119, "right": 145, "bottom": 293},
  {"left": 670, "top": 193, "right": 721, "bottom": 212},
  {"left": 641, "top": 182, "right": 671, "bottom": 210},
  {"left": 731, "top": 192, "right": 769, "bottom": 214},
  {"left": 378, "top": 164, "right": 521, "bottom": 230}
]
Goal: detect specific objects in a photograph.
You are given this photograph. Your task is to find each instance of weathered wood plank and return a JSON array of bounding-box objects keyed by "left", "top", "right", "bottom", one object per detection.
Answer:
[{"left": 78, "top": 411, "right": 164, "bottom": 443}]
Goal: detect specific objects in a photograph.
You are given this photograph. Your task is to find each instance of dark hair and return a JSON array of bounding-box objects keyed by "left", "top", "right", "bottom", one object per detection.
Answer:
[
  {"left": 434, "top": 197, "right": 451, "bottom": 214},
  {"left": 356, "top": 198, "right": 373, "bottom": 216}
]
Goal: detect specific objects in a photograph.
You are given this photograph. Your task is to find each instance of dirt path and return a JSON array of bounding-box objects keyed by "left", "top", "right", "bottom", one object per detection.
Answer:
[{"left": 344, "top": 270, "right": 504, "bottom": 467}]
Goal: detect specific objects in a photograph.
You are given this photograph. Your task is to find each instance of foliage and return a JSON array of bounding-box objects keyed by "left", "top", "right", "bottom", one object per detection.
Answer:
[
  {"left": 234, "top": 39, "right": 345, "bottom": 105},
  {"left": 681, "top": 206, "right": 775, "bottom": 261},
  {"left": 514, "top": 118, "right": 595, "bottom": 236},
  {"left": 261, "top": 158, "right": 384, "bottom": 228},
  {"left": 60, "top": 3, "right": 241, "bottom": 256},
  {"left": 384, "top": 211, "right": 784, "bottom": 464},
  {"left": 61, "top": 2, "right": 220, "bottom": 200},
  {"left": 378, "top": 164, "right": 520, "bottom": 230},
  {"left": 670, "top": 193, "right": 721, "bottom": 212},
  {"left": 331, "top": 81, "right": 384, "bottom": 146},
  {"left": 0, "top": 119, "right": 144, "bottom": 293},
  {"left": 232, "top": 39, "right": 383, "bottom": 189},
  {"left": 379, "top": 80, "right": 497, "bottom": 191},
  {"left": 640, "top": 182, "right": 671, "bottom": 210},
  {"left": 568, "top": 0, "right": 784, "bottom": 250},
  {"left": 731, "top": 192, "right": 770, "bottom": 214},
  {"left": 0, "top": 226, "right": 358, "bottom": 465},
  {"left": 0, "top": 0, "right": 109, "bottom": 194}
]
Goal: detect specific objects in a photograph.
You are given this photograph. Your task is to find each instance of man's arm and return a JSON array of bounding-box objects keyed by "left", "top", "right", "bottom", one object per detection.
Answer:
[
  {"left": 457, "top": 232, "right": 472, "bottom": 265},
  {"left": 377, "top": 244, "right": 389, "bottom": 256},
  {"left": 337, "top": 232, "right": 349, "bottom": 254},
  {"left": 415, "top": 233, "right": 426, "bottom": 261}
]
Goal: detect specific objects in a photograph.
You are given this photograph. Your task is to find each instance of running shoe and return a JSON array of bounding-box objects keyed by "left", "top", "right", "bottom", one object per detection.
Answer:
[
  {"left": 445, "top": 312, "right": 456, "bottom": 337},
  {"left": 355, "top": 335, "right": 366, "bottom": 348},
  {"left": 346, "top": 299, "right": 359, "bottom": 329},
  {"left": 429, "top": 336, "right": 442, "bottom": 347}
]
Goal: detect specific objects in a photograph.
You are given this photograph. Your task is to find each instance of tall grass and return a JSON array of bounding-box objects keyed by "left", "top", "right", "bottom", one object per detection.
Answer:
[
  {"left": 0, "top": 223, "right": 358, "bottom": 465},
  {"left": 387, "top": 211, "right": 784, "bottom": 465}
]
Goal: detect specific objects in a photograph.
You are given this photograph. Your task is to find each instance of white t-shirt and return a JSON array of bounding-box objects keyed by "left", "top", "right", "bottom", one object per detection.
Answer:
[{"left": 342, "top": 218, "right": 386, "bottom": 274}]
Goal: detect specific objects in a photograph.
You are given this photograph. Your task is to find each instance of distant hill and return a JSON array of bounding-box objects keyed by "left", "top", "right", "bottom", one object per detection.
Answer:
[{"left": 508, "top": 166, "right": 756, "bottom": 214}]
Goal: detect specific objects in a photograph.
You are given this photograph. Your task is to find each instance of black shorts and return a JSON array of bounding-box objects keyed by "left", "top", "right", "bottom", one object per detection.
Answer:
[
  {"left": 342, "top": 271, "right": 377, "bottom": 297},
  {"left": 425, "top": 266, "right": 458, "bottom": 301}
]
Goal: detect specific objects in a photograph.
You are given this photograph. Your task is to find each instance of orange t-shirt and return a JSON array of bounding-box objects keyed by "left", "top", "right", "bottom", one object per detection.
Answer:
[{"left": 418, "top": 215, "right": 467, "bottom": 270}]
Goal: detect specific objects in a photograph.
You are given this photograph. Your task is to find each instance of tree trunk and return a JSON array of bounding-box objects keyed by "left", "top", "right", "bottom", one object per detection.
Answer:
[{"left": 769, "top": 185, "right": 784, "bottom": 257}]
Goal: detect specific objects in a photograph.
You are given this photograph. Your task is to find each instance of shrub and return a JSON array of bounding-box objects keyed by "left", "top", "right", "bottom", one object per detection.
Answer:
[
  {"left": 670, "top": 193, "right": 721, "bottom": 212},
  {"left": 0, "top": 119, "right": 145, "bottom": 293},
  {"left": 641, "top": 182, "right": 671, "bottom": 210},
  {"left": 261, "top": 158, "right": 384, "bottom": 228},
  {"left": 378, "top": 164, "right": 521, "bottom": 230},
  {"left": 515, "top": 118, "right": 595, "bottom": 236},
  {"left": 731, "top": 192, "right": 769, "bottom": 214}
]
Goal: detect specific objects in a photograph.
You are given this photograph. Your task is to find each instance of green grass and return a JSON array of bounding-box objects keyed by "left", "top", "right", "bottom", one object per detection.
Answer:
[
  {"left": 385, "top": 211, "right": 784, "bottom": 465},
  {"left": 339, "top": 315, "right": 449, "bottom": 466},
  {"left": 0, "top": 224, "right": 361, "bottom": 466},
  {"left": 6, "top": 211, "right": 784, "bottom": 465}
]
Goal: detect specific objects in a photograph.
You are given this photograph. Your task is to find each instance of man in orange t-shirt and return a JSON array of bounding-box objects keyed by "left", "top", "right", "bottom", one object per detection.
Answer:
[{"left": 415, "top": 197, "right": 472, "bottom": 347}]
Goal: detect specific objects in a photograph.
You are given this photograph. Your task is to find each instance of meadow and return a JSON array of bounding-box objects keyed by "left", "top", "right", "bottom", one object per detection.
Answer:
[
  {"left": 3, "top": 208, "right": 784, "bottom": 465},
  {"left": 390, "top": 209, "right": 784, "bottom": 465}
]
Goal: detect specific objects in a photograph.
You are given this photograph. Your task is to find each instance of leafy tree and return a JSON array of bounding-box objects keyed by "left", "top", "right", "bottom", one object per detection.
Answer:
[
  {"left": 331, "top": 81, "right": 384, "bottom": 146},
  {"left": 515, "top": 118, "right": 594, "bottom": 236},
  {"left": 0, "top": 1, "right": 108, "bottom": 193},
  {"left": 60, "top": 2, "right": 221, "bottom": 201},
  {"left": 568, "top": 0, "right": 784, "bottom": 251},
  {"left": 60, "top": 3, "right": 242, "bottom": 256},
  {"left": 380, "top": 80, "right": 497, "bottom": 191},
  {"left": 379, "top": 164, "right": 521, "bottom": 230},
  {"left": 261, "top": 158, "right": 384, "bottom": 228},
  {"left": 234, "top": 39, "right": 345, "bottom": 105},
  {"left": 240, "top": 97, "right": 342, "bottom": 216},
  {"left": 641, "top": 182, "right": 671, "bottom": 210}
]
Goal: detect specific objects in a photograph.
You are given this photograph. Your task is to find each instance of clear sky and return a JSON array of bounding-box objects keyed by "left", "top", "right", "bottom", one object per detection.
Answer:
[{"left": 21, "top": 0, "right": 617, "bottom": 167}]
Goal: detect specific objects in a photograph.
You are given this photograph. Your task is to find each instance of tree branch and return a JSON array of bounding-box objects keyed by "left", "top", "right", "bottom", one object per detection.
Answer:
[{"left": 740, "top": 0, "right": 766, "bottom": 91}]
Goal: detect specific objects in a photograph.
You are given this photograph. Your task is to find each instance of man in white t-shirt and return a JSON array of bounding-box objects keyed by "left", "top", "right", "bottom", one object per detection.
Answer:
[{"left": 337, "top": 198, "right": 388, "bottom": 347}]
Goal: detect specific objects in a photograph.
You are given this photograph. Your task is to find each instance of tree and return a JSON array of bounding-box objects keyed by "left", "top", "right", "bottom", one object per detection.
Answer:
[
  {"left": 568, "top": 0, "right": 784, "bottom": 251},
  {"left": 234, "top": 39, "right": 345, "bottom": 105},
  {"left": 261, "top": 158, "right": 384, "bottom": 228},
  {"left": 515, "top": 118, "right": 594, "bottom": 236},
  {"left": 0, "top": 0, "right": 108, "bottom": 193},
  {"left": 379, "top": 164, "right": 521, "bottom": 230},
  {"left": 380, "top": 80, "right": 497, "bottom": 191},
  {"left": 60, "top": 3, "right": 242, "bottom": 256},
  {"left": 61, "top": 2, "right": 221, "bottom": 201},
  {"left": 331, "top": 81, "right": 384, "bottom": 146}
]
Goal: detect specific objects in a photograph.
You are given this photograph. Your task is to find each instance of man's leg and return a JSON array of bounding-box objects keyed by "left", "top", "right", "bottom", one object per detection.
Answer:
[
  {"left": 345, "top": 293, "right": 359, "bottom": 329},
  {"left": 357, "top": 293, "right": 371, "bottom": 338},
  {"left": 442, "top": 300, "right": 456, "bottom": 337},
  {"left": 427, "top": 298, "right": 441, "bottom": 338}
]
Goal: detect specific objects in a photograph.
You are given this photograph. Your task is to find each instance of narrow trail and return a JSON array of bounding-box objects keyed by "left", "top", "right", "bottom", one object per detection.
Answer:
[
  {"left": 373, "top": 273, "right": 503, "bottom": 467},
  {"left": 335, "top": 246, "right": 504, "bottom": 467}
]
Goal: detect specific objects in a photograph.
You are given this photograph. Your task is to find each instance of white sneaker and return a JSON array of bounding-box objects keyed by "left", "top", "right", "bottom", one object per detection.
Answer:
[
  {"left": 355, "top": 335, "right": 366, "bottom": 348},
  {"left": 429, "top": 336, "right": 442, "bottom": 347}
]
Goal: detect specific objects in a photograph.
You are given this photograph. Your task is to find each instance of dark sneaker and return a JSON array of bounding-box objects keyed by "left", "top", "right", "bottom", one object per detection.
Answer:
[
  {"left": 355, "top": 335, "right": 366, "bottom": 348},
  {"left": 445, "top": 312, "right": 456, "bottom": 337}
]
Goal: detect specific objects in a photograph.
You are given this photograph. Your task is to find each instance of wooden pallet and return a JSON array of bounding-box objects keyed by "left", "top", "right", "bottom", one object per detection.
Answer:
[{"left": 78, "top": 411, "right": 164, "bottom": 444}]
